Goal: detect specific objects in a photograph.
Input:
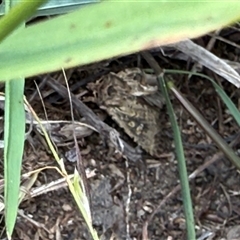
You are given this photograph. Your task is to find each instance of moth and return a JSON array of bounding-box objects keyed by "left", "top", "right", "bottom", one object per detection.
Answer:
[{"left": 88, "top": 68, "right": 165, "bottom": 157}]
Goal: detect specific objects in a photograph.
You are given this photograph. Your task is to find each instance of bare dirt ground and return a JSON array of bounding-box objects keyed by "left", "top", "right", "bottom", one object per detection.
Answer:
[{"left": 1, "top": 28, "right": 240, "bottom": 240}]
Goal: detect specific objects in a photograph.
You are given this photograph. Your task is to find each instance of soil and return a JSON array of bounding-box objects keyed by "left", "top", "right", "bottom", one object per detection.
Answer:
[{"left": 1, "top": 28, "right": 240, "bottom": 240}]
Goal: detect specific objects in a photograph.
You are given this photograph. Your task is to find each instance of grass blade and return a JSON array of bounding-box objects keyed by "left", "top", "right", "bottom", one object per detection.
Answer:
[
  {"left": 0, "top": 0, "right": 48, "bottom": 42},
  {"left": 165, "top": 70, "right": 240, "bottom": 127},
  {"left": 0, "top": 1, "right": 240, "bottom": 80},
  {"left": 25, "top": 101, "right": 99, "bottom": 240},
  {"left": 2, "top": 1, "right": 48, "bottom": 238},
  {"left": 168, "top": 81, "right": 240, "bottom": 170},
  {"left": 159, "top": 77, "right": 196, "bottom": 239},
  {"left": 4, "top": 79, "right": 25, "bottom": 238},
  {"left": 142, "top": 52, "right": 195, "bottom": 238}
]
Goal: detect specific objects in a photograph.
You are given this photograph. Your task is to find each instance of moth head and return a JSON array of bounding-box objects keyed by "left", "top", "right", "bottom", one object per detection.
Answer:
[{"left": 121, "top": 68, "right": 158, "bottom": 96}]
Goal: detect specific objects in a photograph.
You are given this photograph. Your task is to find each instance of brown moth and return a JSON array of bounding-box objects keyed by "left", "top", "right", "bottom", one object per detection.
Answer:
[{"left": 88, "top": 68, "right": 165, "bottom": 157}]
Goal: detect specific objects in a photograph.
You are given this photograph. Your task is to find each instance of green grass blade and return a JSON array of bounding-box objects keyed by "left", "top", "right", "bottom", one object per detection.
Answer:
[
  {"left": 72, "top": 169, "right": 98, "bottom": 239},
  {"left": 0, "top": 1, "right": 240, "bottom": 80},
  {"left": 27, "top": 107, "right": 99, "bottom": 239},
  {"left": 0, "top": 0, "right": 48, "bottom": 42},
  {"left": 165, "top": 70, "right": 240, "bottom": 126},
  {"left": 198, "top": 74, "right": 240, "bottom": 126},
  {"left": 168, "top": 81, "right": 240, "bottom": 170},
  {"left": 159, "top": 77, "right": 196, "bottom": 239},
  {"left": 2, "top": 1, "right": 48, "bottom": 238},
  {"left": 4, "top": 79, "right": 25, "bottom": 238}
]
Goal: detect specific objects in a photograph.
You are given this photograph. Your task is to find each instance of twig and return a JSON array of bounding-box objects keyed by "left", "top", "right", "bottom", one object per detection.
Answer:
[
  {"left": 124, "top": 156, "right": 132, "bottom": 240},
  {"left": 46, "top": 76, "right": 142, "bottom": 161}
]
